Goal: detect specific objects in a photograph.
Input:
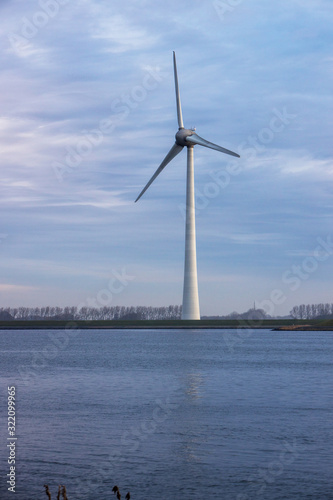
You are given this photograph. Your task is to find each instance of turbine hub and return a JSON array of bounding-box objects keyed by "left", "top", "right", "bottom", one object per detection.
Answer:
[{"left": 175, "top": 128, "right": 195, "bottom": 147}]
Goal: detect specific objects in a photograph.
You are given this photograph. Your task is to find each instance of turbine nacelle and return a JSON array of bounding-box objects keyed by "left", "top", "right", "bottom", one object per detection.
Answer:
[
  {"left": 175, "top": 128, "right": 196, "bottom": 147},
  {"left": 176, "top": 127, "right": 240, "bottom": 157}
]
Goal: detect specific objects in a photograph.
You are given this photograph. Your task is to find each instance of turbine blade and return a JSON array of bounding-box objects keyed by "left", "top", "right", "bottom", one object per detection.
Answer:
[
  {"left": 173, "top": 51, "right": 184, "bottom": 129},
  {"left": 135, "top": 143, "right": 183, "bottom": 202},
  {"left": 186, "top": 133, "right": 240, "bottom": 158}
]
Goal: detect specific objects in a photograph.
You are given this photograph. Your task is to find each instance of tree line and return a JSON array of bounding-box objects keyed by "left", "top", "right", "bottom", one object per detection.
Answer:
[
  {"left": 2, "top": 303, "right": 332, "bottom": 321},
  {"left": 290, "top": 303, "right": 333, "bottom": 319},
  {"left": 202, "top": 307, "right": 268, "bottom": 320},
  {"left": 0, "top": 305, "right": 182, "bottom": 321}
]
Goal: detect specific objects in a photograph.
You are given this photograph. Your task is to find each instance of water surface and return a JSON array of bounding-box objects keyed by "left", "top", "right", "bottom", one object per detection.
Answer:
[{"left": 0, "top": 329, "right": 332, "bottom": 499}]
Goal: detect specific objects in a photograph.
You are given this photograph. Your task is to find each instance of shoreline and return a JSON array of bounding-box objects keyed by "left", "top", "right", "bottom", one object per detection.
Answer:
[{"left": 0, "top": 319, "right": 332, "bottom": 331}]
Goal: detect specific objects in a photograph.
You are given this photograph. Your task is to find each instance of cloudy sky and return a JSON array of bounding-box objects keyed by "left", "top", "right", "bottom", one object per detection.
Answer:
[{"left": 0, "top": 0, "right": 332, "bottom": 316}]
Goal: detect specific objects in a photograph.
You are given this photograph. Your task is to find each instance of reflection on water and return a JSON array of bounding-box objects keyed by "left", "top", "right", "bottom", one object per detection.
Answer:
[
  {"left": 184, "top": 371, "right": 205, "bottom": 400},
  {"left": 178, "top": 371, "right": 207, "bottom": 464}
]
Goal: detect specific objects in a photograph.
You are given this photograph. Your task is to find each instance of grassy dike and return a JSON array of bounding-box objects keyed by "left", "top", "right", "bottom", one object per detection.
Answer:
[{"left": 0, "top": 318, "right": 332, "bottom": 330}]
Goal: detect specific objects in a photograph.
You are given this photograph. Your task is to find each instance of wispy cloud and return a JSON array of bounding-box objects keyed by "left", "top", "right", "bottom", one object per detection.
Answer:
[
  {"left": 0, "top": 284, "right": 37, "bottom": 292},
  {"left": 90, "top": 14, "right": 158, "bottom": 53}
]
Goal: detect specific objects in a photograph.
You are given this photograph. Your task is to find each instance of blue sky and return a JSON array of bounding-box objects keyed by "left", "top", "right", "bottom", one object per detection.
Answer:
[{"left": 0, "top": 0, "right": 332, "bottom": 316}]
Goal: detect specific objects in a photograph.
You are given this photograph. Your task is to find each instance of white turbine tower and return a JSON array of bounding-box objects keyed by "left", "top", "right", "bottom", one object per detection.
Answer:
[{"left": 135, "top": 52, "right": 240, "bottom": 320}]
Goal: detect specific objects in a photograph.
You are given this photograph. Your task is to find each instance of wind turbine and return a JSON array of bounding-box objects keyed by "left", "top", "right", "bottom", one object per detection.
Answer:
[{"left": 135, "top": 52, "right": 240, "bottom": 320}]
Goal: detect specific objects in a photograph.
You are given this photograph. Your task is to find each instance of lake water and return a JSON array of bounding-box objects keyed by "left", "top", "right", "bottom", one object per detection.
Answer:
[{"left": 0, "top": 329, "right": 332, "bottom": 500}]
